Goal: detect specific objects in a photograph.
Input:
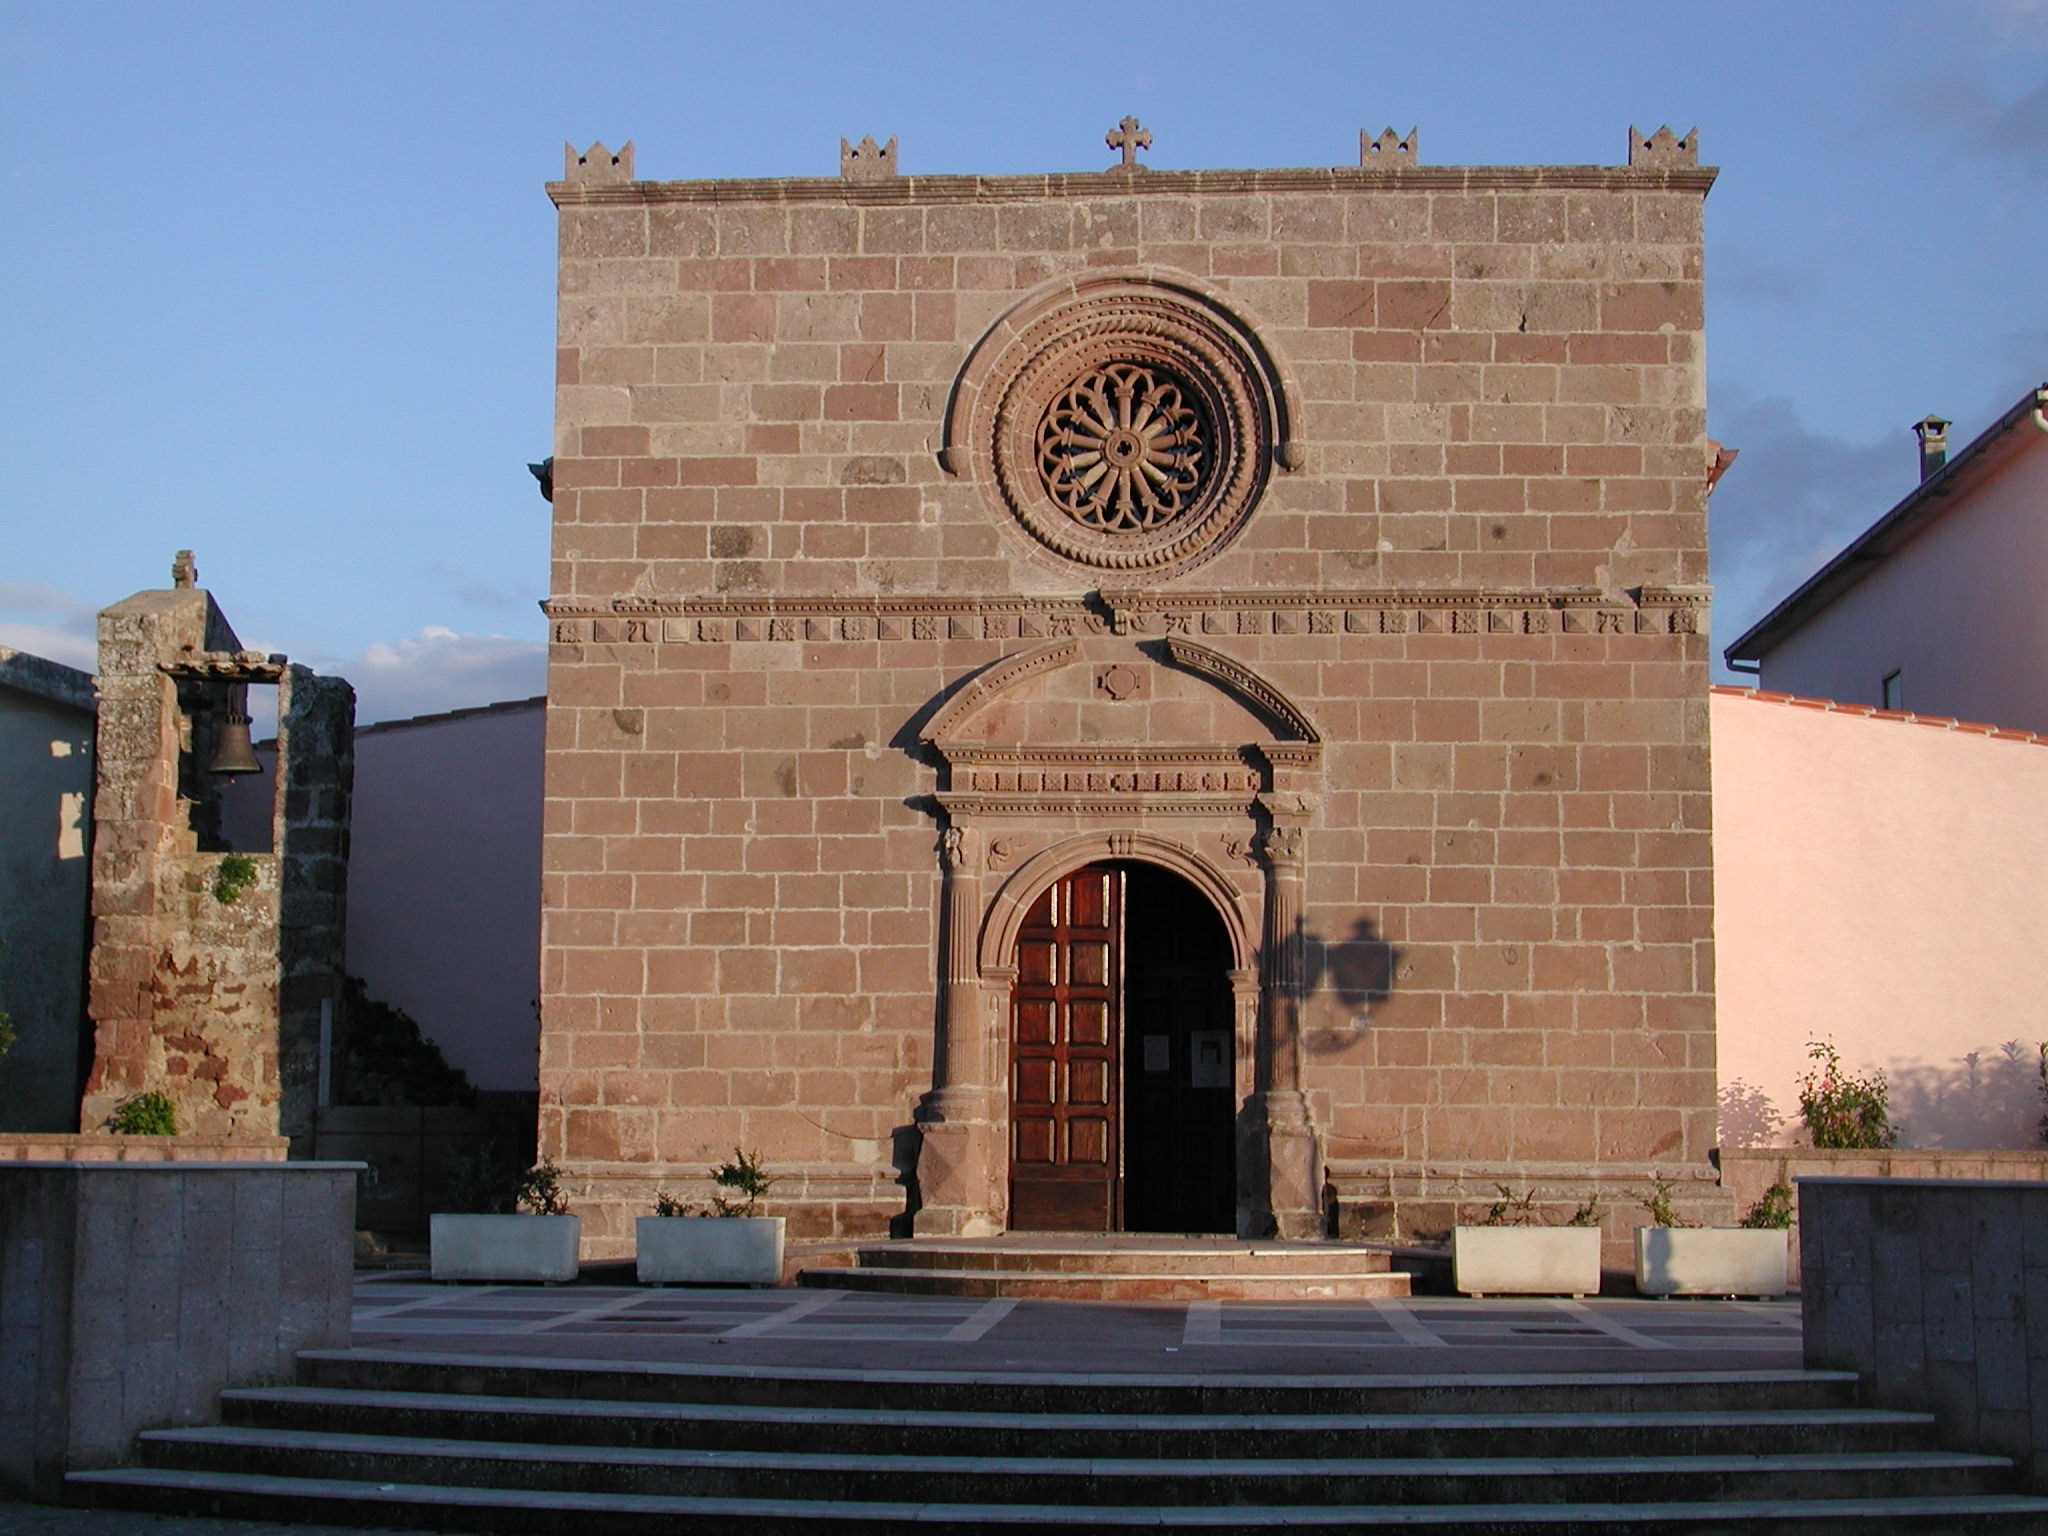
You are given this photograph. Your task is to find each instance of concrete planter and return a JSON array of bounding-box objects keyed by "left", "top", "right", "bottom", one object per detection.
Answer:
[
  {"left": 429, "top": 1213, "right": 581, "bottom": 1283},
  {"left": 636, "top": 1215, "right": 785, "bottom": 1285},
  {"left": 1635, "top": 1226, "right": 1789, "bottom": 1298},
  {"left": 1452, "top": 1226, "right": 1602, "bottom": 1297}
]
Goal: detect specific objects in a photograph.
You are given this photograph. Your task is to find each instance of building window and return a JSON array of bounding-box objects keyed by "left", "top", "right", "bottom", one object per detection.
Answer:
[{"left": 1881, "top": 670, "right": 1903, "bottom": 711}]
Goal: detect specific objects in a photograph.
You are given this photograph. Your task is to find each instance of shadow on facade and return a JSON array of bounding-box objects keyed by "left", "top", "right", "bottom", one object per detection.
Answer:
[
  {"left": 1297, "top": 916, "right": 1400, "bottom": 1055},
  {"left": 1718, "top": 1043, "right": 2048, "bottom": 1152}
]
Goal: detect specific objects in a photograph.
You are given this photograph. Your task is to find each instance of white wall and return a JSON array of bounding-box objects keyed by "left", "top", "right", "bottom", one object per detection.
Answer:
[
  {"left": 1713, "top": 687, "right": 2048, "bottom": 1149},
  {"left": 1758, "top": 436, "right": 2048, "bottom": 730},
  {"left": 345, "top": 702, "right": 544, "bottom": 1092}
]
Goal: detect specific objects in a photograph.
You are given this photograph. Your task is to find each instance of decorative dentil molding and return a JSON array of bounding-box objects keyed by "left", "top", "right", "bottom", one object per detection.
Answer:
[{"left": 541, "top": 586, "right": 1708, "bottom": 647}]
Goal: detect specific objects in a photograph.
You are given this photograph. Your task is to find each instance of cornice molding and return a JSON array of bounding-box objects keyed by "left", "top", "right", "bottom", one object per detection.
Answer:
[{"left": 549, "top": 164, "right": 1717, "bottom": 209}]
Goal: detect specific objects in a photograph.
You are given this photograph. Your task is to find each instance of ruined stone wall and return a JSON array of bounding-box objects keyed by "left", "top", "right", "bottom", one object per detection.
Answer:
[
  {"left": 79, "top": 575, "right": 352, "bottom": 1149},
  {"left": 541, "top": 140, "right": 1719, "bottom": 1252}
]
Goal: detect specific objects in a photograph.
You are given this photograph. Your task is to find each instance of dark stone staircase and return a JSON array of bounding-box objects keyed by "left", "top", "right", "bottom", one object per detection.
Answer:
[{"left": 65, "top": 1347, "right": 2048, "bottom": 1531}]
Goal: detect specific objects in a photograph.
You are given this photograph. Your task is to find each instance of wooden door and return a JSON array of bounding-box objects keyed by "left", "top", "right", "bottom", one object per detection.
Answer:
[{"left": 1009, "top": 866, "right": 1120, "bottom": 1230}]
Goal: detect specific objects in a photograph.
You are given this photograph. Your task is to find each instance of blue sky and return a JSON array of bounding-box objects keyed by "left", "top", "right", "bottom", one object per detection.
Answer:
[{"left": 5, "top": 0, "right": 2047, "bottom": 721}]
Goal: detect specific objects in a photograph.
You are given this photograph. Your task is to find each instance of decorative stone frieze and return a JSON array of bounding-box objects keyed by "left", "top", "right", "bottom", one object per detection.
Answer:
[{"left": 542, "top": 587, "right": 1708, "bottom": 646}]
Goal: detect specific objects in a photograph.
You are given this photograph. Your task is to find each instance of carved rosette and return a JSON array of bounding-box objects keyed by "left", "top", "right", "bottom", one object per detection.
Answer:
[{"left": 980, "top": 289, "right": 1273, "bottom": 579}]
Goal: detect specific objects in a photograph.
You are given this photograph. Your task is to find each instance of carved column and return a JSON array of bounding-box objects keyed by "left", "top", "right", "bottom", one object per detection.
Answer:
[
  {"left": 913, "top": 824, "right": 1003, "bottom": 1236},
  {"left": 1251, "top": 821, "right": 1322, "bottom": 1238}
]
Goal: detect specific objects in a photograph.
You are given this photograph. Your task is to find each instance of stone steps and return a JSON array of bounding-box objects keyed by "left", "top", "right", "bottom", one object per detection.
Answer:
[
  {"left": 67, "top": 1466, "right": 2048, "bottom": 1533},
  {"left": 801, "top": 1237, "right": 1414, "bottom": 1300},
  {"left": 126, "top": 1424, "right": 2017, "bottom": 1506},
  {"left": 217, "top": 1383, "right": 1944, "bottom": 1460},
  {"left": 61, "top": 1349, "right": 2048, "bottom": 1531}
]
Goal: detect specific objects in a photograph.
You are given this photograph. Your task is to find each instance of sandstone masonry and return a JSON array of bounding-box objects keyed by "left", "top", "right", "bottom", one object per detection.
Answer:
[{"left": 540, "top": 130, "right": 1723, "bottom": 1256}]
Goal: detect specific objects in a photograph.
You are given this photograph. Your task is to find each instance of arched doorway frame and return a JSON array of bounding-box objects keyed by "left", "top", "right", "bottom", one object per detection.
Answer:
[
  {"left": 910, "top": 636, "right": 1327, "bottom": 1241},
  {"left": 978, "top": 832, "right": 1259, "bottom": 1235}
]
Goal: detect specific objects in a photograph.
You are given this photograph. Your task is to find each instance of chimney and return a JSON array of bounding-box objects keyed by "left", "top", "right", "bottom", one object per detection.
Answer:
[{"left": 1914, "top": 415, "right": 1951, "bottom": 481}]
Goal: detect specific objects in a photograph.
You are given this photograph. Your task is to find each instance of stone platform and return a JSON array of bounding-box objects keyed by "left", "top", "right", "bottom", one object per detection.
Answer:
[{"left": 803, "top": 1235, "right": 1412, "bottom": 1301}]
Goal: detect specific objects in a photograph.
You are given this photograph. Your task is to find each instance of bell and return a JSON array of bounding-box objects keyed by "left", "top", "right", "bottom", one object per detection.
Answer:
[{"left": 209, "top": 689, "right": 262, "bottom": 776}]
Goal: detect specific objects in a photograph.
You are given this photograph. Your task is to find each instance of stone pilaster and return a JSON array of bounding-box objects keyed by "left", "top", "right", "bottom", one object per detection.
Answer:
[
  {"left": 913, "top": 824, "right": 1002, "bottom": 1235},
  {"left": 1250, "top": 819, "right": 1321, "bottom": 1238}
]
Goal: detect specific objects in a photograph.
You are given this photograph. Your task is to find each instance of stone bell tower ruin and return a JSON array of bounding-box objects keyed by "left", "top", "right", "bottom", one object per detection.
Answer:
[
  {"left": 539, "top": 125, "right": 1721, "bottom": 1254},
  {"left": 79, "top": 553, "right": 353, "bottom": 1149}
]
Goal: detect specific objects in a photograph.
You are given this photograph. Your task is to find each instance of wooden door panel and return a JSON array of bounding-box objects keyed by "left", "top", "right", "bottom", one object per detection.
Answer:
[
  {"left": 1069, "top": 999, "right": 1109, "bottom": 1045},
  {"left": 1009, "top": 866, "right": 1121, "bottom": 1232},
  {"left": 1015, "top": 999, "right": 1054, "bottom": 1044},
  {"left": 1068, "top": 1058, "right": 1109, "bottom": 1106}
]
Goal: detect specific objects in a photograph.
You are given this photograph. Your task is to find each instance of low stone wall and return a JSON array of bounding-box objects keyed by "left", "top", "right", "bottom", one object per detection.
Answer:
[
  {"left": 0, "top": 1160, "right": 358, "bottom": 1501},
  {"left": 1801, "top": 1177, "right": 2048, "bottom": 1489},
  {"left": 1722, "top": 1149, "right": 2048, "bottom": 1285},
  {"left": 1723, "top": 1147, "right": 2048, "bottom": 1211},
  {"left": 0, "top": 1134, "right": 289, "bottom": 1162}
]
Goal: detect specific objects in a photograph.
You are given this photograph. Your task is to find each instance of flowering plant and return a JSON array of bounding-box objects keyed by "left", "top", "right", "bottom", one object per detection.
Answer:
[{"left": 1797, "top": 1040, "right": 1896, "bottom": 1149}]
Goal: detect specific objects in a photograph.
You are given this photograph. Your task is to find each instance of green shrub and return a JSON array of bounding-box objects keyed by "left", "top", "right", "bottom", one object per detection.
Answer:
[
  {"left": 1481, "top": 1183, "right": 1540, "bottom": 1226},
  {"left": 1640, "top": 1175, "right": 1694, "bottom": 1228},
  {"left": 709, "top": 1147, "right": 775, "bottom": 1218},
  {"left": 1740, "top": 1180, "right": 1796, "bottom": 1230},
  {"left": 1798, "top": 1040, "right": 1896, "bottom": 1149},
  {"left": 212, "top": 853, "right": 258, "bottom": 905},
  {"left": 438, "top": 1141, "right": 520, "bottom": 1214},
  {"left": 110, "top": 1091, "right": 177, "bottom": 1136},
  {"left": 1565, "top": 1196, "right": 1603, "bottom": 1228},
  {"left": 651, "top": 1190, "right": 694, "bottom": 1218},
  {"left": 516, "top": 1158, "right": 572, "bottom": 1216}
]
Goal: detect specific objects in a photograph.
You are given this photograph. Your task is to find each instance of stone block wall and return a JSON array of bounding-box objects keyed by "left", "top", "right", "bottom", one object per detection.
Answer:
[
  {"left": 1801, "top": 1176, "right": 2048, "bottom": 1489},
  {"left": 541, "top": 141, "right": 1719, "bottom": 1252},
  {"left": 0, "top": 1160, "right": 357, "bottom": 1500}
]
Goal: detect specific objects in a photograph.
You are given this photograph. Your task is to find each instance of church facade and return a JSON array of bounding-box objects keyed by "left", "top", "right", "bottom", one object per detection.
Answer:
[{"left": 539, "top": 129, "right": 1720, "bottom": 1255}]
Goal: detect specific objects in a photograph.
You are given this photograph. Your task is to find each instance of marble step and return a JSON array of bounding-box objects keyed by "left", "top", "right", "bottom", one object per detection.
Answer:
[
  {"left": 807, "top": 1263, "right": 1412, "bottom": 1300},
  {"left": 68, "top": 1467, "right": 2048, "bottom": 1535},
  {"left": 847, "top": 1240, "right": 1400, "bottom": 1275},
  {"left": 224, "top": 1383, "right": 1942, "bottom": 1461},
  {"left": 132, "top": 1424, "right": 2019, "bottom": 1506}
]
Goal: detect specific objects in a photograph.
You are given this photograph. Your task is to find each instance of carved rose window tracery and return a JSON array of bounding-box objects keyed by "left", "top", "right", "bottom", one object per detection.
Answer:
[
  {"left": 961, "top": 281, "right": 1280, "bottom": 581},
  {"left": 1037, "top": 363, "right": 1211, "bottom": 532}
]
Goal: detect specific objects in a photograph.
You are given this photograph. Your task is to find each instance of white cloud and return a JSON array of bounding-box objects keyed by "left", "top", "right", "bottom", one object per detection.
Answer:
[
  {"left": 0, "top": 621, "right": 95, "bottom": 672},
  {"left": 0, "top": 584, "right": 98, "bottom": 671},
  {"left": 339, "top": 626, "right": 546, "bottom": 726}
]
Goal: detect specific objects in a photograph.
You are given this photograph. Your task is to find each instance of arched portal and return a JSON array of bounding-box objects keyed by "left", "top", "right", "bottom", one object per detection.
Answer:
[{"left": 1009, "top": 861, "right": 1236, "bottom": 1234}]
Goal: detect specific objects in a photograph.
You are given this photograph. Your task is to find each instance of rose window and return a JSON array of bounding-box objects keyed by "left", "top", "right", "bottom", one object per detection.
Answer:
[
  {"left": 958, "top": 281, "right": 1285, "bottom": 579},
  {"left": 1035, "top": 363, "right": 1212, "bottom": 533}
]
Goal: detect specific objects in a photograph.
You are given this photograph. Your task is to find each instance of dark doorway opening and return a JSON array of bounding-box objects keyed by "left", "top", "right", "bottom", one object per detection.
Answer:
[{"left": 1008, "top": 861, "right": 1235, "bottom": 1234}]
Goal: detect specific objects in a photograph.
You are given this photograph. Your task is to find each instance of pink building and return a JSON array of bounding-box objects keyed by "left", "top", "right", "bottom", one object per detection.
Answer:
[{"left": 1711, "top": 686, "right": 2048, "bottom": 1150}]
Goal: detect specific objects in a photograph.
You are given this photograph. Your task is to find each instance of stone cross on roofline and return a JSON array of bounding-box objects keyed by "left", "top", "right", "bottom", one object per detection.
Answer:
[{"left": 1106, "top": 116, "right": 1151, "bottom": 169}]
